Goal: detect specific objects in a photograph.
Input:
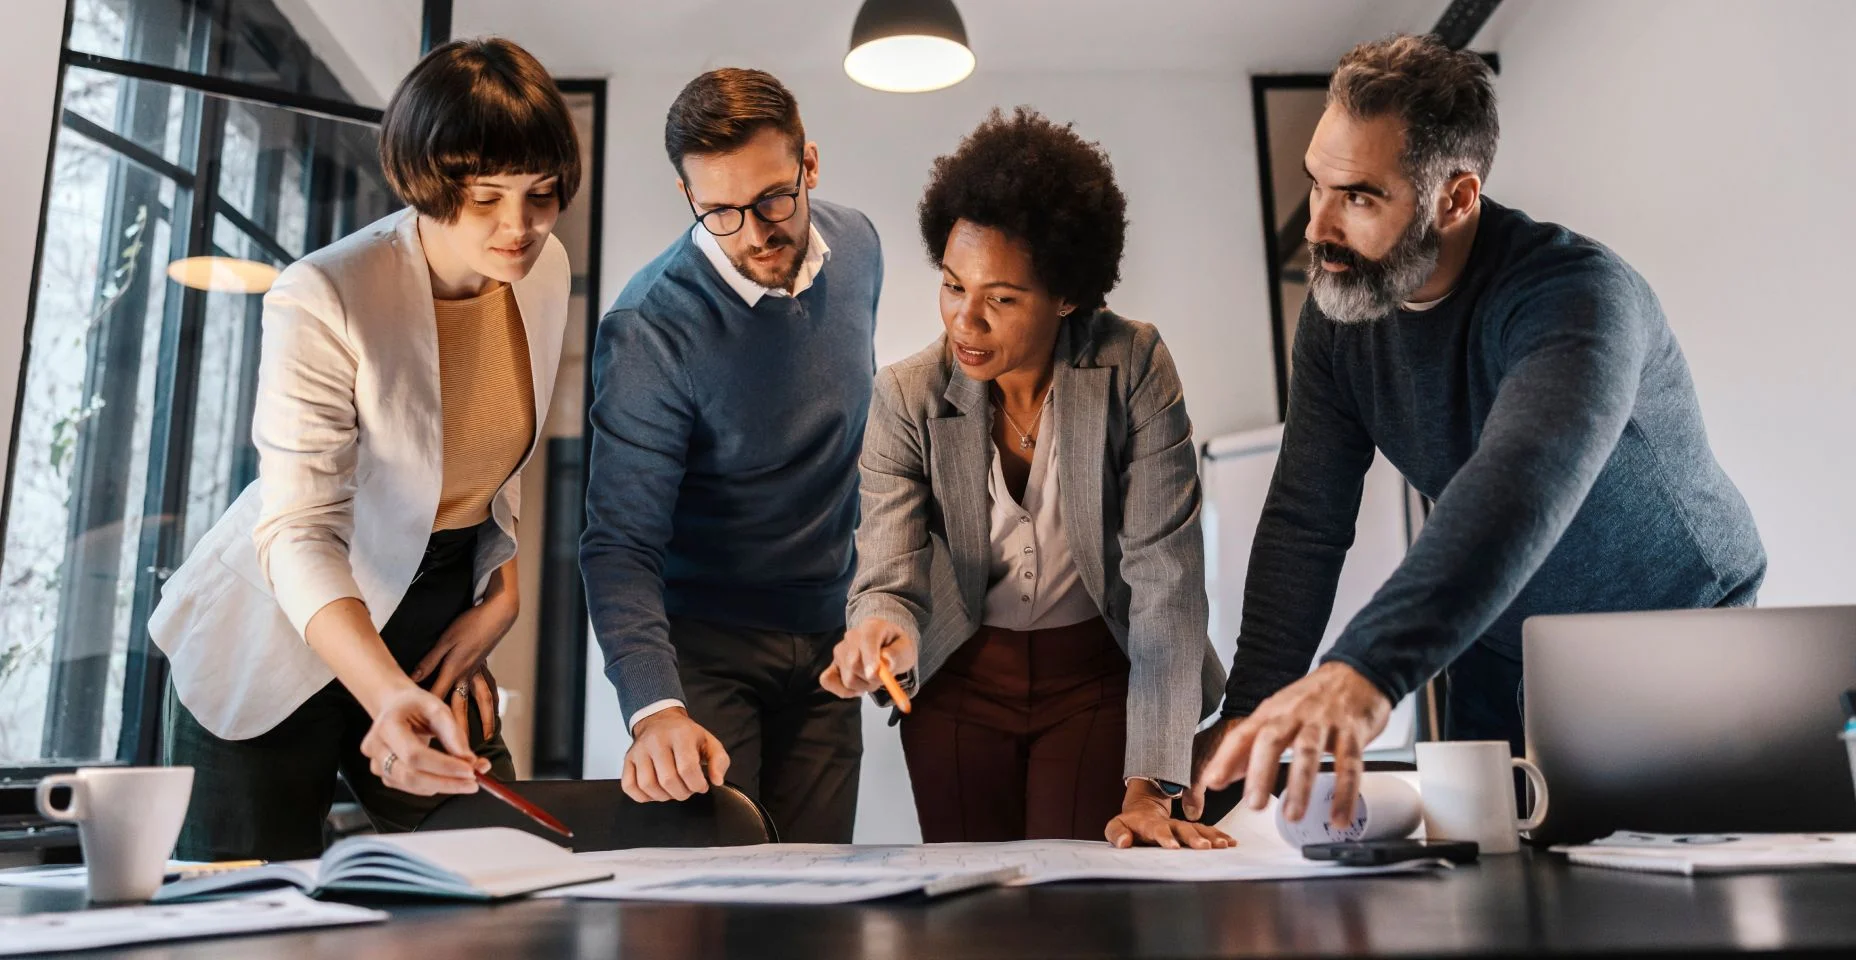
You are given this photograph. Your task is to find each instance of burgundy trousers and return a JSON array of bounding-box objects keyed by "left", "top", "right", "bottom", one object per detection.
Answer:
[{"left": 900, "top": 617, "right": 1130, "bottom": 842}]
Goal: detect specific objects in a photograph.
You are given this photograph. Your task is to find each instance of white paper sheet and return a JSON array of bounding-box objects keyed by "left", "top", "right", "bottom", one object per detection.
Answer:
[
  {"left": 547, "top": 866, "right": 1025, "bottom": 904},
  {"left": 0, "top": 861, "right": 198, "bottom": 891},
  {"left": 1554, "top": 831, "right": 1856, "bottom": 875},
  {"left": 0, "top": 891, "right": 385, "bottom": 956},
  {"left": 548, "top": 795, "right": 1443, "bottom": 903}
]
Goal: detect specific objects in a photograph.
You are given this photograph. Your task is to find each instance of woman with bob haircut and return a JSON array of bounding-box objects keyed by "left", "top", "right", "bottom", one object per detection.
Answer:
[
  {"left": 150, "top": 37, "right": 580, "bottom": 860},
  {"left": 824, "top": 108, "right": 1229, "bottom": 848}
]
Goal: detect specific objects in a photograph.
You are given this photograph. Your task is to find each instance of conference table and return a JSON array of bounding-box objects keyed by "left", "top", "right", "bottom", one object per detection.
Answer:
[{"left": 7, "top": 849, "right": 1856, "bottom": 958}]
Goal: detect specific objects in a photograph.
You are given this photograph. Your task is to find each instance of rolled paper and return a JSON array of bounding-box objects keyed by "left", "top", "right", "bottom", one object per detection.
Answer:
[{"left": 1275, "top": 772, "right": 1423, "bottom": 847}]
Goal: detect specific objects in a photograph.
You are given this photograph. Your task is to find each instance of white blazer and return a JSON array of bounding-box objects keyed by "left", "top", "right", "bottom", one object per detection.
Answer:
[{"left": 148, "top": 208, "right": 571, "bottom": 740}]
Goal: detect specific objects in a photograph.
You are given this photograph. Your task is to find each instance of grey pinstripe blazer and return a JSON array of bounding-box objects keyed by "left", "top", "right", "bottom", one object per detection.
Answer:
[{"left": 847, "top": 309, "right": 1224, "bottom": 784}]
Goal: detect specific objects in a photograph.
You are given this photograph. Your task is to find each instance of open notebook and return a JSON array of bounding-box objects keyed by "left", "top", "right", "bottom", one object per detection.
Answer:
[{"left": 153, "top": 827, "right": 612, "bottom": 902}]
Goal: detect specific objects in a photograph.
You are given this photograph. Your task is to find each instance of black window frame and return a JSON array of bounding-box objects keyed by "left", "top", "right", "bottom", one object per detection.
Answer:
[{"left": 0, "top": 0, "right": 386, "bottom": 787}]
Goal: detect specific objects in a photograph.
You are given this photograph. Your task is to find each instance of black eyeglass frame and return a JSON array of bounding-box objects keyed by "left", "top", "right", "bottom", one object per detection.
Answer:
[{"left": 684, "top": 166, "right": 806, "bottom": 237}]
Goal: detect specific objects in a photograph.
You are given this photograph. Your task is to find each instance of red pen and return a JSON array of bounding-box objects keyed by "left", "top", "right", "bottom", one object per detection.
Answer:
[{"left": 475, "top": 771, "right": 574, "bottom": 839}]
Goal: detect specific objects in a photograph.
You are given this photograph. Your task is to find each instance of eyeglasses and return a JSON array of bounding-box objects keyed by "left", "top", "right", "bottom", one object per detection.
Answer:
[{"left": 684, "top": 167, "right": 805, "bottom": 237}]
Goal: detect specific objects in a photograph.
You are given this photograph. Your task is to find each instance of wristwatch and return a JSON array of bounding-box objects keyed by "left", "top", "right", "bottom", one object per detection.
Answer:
[
  {"left": 879, "top": 670, "right": 919, "bottom": 726},
  {"left": 1126, "top": 776, "right": 1186, "bottom": 799}
]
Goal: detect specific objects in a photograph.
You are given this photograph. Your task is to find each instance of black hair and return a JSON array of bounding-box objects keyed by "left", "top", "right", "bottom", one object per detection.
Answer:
[{"left": 918, "top": 107, "right": 1127, "bottom": 314}]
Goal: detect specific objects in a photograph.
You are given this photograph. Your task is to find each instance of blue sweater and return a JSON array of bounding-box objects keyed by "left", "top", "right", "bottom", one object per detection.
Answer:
[
  {"left": 582, "top": 200, "right": 882, "bottom": 724},
  {"left": 1223, "top": 198, "right": 1765, "bottom": 717}
]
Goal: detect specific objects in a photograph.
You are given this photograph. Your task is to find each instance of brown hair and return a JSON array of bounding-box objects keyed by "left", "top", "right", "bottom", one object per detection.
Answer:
[
  {"left": 378, "top": 38, "right": 581, "bottom": 222},
  {"left": 663, "top": 68, "right": 804, "bottom": 176},
  {"left": 1329, "top": 34, "right": 1499, "bottom": 198}
]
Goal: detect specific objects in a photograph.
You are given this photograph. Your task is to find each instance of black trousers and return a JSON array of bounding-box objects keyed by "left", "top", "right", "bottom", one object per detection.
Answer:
[
  {"left": 668, "top": 616, "right": 862, "bottom": 843},
  {"left": 1441, "top": 638, "right": 1527, "bottom": 756},
  {"left": 167, "top": 525, "right": 515, "bottom": 861}
]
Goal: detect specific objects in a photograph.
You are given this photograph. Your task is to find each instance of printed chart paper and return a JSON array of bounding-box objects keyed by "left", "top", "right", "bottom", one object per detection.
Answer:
[{"left": 549, "top": 796, "right": 1444, "bottom": 902}]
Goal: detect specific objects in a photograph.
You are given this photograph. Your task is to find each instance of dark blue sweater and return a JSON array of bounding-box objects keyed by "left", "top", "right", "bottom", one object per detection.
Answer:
[
  {"left": 582, "top": 200, "right": 881, "bottom": 724},
  {"left": 1223, "top": 198, "right": 1765, "bottom": 717}
]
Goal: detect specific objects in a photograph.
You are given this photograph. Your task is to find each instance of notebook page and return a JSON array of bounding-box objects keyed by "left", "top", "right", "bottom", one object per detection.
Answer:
[{"left": 324, "top": 827, "right": 610, "bottom": 898}]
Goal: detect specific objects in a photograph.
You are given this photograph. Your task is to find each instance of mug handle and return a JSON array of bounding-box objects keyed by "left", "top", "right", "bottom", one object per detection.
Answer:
[
  {"left": 1512, "top": 757, "right": 1550, "bottom": 833},
  {"left": 34, "top": 774, "right": 86, "bottom": 822}
]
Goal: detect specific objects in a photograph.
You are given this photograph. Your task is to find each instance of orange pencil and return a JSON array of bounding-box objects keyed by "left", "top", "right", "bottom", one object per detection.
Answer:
[{"left": 877, "top": 655, "right": 912, "bottom": 714}]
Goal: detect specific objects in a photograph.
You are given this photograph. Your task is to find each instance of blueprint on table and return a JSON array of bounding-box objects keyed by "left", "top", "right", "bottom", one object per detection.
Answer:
[{"left": 547, "top": 794, "right": 1444, "bottom": 902}]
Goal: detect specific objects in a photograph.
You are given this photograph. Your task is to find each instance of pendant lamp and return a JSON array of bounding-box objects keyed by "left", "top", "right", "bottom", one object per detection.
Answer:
[
  {"left": 844, "top": 0, "right": 975, "bottom": 93},
  {"left": 166, "top": 256, "right": 280, "bottom": 294}
]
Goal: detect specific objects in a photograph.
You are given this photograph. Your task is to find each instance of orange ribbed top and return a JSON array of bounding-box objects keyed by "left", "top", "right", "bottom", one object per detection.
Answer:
[{"left": 431, "top": 282, "right": 534, "bottom": 531}]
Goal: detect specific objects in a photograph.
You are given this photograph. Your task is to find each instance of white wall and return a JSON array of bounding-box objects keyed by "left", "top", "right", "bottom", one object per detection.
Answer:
[
  {"left": 596, "top": 67, "right": 1281, "bottom": 436},
  {"left": 577, "top": 66, "right": 1280, "bottom": 842},
  {"left": 0, "top": 0, "right": 68, "bottom": 492},
  {"left": 1486, "top": 0, "right": 1856, "bottom": 606}
]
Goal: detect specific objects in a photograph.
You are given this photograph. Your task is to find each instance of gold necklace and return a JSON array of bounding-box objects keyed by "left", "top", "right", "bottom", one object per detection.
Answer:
[{"left": 992, "top": 386, "right": 1051, "bottom": 450}]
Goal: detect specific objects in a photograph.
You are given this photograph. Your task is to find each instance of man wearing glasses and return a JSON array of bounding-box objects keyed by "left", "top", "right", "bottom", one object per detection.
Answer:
[{"left": 581, "top": 68, "right": 882, "bottom": 841}]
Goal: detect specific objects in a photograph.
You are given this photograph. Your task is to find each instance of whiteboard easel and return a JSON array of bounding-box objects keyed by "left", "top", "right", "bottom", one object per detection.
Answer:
[{"left": 1202, "top": 424, "right": 1424, "bottom": 752}]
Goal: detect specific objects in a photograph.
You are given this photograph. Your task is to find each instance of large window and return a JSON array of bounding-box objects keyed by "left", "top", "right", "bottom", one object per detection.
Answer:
[{"left": 0, "top": 0, "right": 394, "bottom": 770}]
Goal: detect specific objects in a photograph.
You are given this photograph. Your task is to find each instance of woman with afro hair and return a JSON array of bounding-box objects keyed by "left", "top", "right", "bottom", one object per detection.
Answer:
[{"left": 822, "top": 108, "right": 1230, "bottom": 848}]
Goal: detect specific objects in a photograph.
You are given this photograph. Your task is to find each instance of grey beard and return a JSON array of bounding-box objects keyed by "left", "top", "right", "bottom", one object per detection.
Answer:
[{"left": 1307, "top": 217, "right": 1442, "bottom": 324}]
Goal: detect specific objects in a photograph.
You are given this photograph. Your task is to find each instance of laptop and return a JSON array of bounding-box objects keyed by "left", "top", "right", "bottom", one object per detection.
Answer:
[{"left": 1523, "top": 605, "right": 1856, "bottom": 845}]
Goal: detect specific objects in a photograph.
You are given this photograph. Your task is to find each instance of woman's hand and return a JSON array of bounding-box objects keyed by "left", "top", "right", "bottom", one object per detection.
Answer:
[
  {"left": 411, "top": 555, "right": 518, "bottom": 741},
  {"left": 443, "top": 662, "right": 499, "bottom": 741},
  {"left": 411, "top": 595, "right": 517, "bottom": 739},
  {"left": 820, "top": 618, "right": 917, "bottom": 698},
  {"left": 360, "top": 684, "right": 487, "bottom": 796},
  {"left": 1105, "top": 779, "right": 1237, "bottom": 850}
]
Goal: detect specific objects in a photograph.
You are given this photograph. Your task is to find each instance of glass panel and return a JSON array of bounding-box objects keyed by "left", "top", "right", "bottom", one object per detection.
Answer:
[
  {"left": 276, "top": 150, "right": 308, "bottom": 260},
  {"left": 179, "top": 217, "right": 269, "bottom": 558},
  {"left": 67, "top": 0, "right": 413, "bottom": 110},
  {"left": 0, "top": 101, "right": 180, "bottom": 765},
  {"left": 66, "top": 0, "right": 198, "bottom": 73},
  {"left": 215, "top": 96, "right": 396, "bottom": 273},
  {"left": 217, "top": 103, "right": 261, "bottom": 218},
  {"left": 62, "top": 67, "right": 198, "bottom": 174},
  {"left": 0, "top": 79, "right": 394, "bottom": 766}
]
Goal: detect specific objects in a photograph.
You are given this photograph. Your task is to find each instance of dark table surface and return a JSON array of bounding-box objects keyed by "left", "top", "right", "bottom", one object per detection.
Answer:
[{"left": 7, "top": 849, "right": 1856, "bottom": 959}]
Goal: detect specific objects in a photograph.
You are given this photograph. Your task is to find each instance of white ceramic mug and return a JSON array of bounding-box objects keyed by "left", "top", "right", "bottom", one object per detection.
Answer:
[
  {"left": 1275, "top": 771, "right": 1424, "bottom": 846},
  {"left": 1415, "top": 741, "right": 1548, "bottom": 854},
  {"left": 35, "top": 766, "right": 194, "bottom": 902}
]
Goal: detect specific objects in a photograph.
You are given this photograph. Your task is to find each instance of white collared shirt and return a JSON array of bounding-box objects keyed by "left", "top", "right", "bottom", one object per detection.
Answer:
[
  {"left": 981, "top": 394, "right": 1100, "bottom": 632},
  {"left": 627, "top": 220, "right": 834, "bottom": 733},
  {"left": 692, "top": 221, "right": 831, "bottom": 306},
  {"left": 1401, "top": 291, "right": 1453, "bottom": 312}
]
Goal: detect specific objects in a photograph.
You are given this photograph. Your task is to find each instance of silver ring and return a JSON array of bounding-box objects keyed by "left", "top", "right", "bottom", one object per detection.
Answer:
[
  {"left": 454, "top": 682, "right": 469, "bottom": 697},
  {"left": 383, "top": 752, "right": 397, "bottom": 776}
]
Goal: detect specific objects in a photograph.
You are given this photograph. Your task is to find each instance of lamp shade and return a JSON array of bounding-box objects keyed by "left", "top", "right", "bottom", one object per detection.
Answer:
[
  {"left": 166, "top": 256, "right": 279, "bottom": 294},
  {"left": 845, "top": 0, "right": 975, "bottom": 93}
]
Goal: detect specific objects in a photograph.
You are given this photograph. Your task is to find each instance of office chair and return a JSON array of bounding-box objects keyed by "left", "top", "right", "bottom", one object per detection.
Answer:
[{"left": 416, "top": 779, "right": 778, "bottom": 852}]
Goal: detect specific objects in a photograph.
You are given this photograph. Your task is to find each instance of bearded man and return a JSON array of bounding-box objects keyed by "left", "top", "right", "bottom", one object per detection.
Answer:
[{"left": 1187, "top": 35, "right": 1765, "bottom": 832}]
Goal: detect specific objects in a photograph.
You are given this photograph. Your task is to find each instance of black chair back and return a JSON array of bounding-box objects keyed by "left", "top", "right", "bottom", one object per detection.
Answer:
[{"left": 417, "top": 779, "right": 777, "bottom": 852}]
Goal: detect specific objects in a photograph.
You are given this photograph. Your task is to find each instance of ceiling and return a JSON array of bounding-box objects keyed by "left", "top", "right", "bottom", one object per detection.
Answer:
[
  {"left": 454, "top": 0, "right": 1458, "bottom": 79},
  {"left": 289, "top": 0, "right": 1526, "bottom": 108}
]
